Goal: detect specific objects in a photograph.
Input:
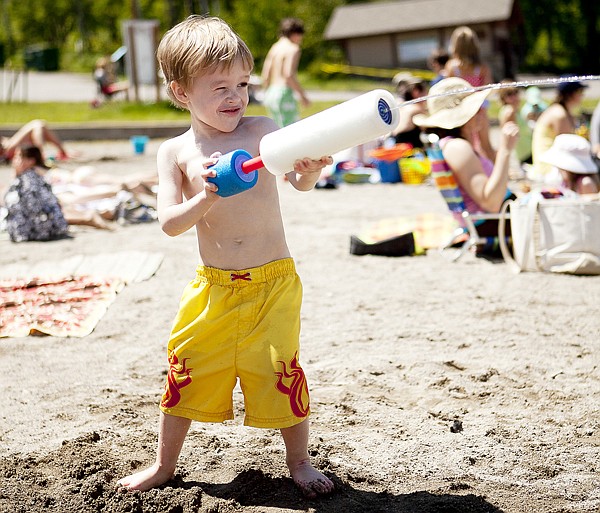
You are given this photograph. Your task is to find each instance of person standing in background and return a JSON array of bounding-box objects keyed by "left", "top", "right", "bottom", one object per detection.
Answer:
[
  {"left": 498, "top": 83, "right": 532, "bottom": 166},
  {"left": 390, "top": 72, "right": 428, "bottom": 149},
  {"left": 428, "top": 48, "right": 449, "bottom": 86},
  {"left": 520, "top": 86, "right": 548, "bottom": 129},
  {"left": 445, "top": 26, "right": 495, "bottom": 162},
  {"left": 261, "top": 18, "right": 310, "bottom": 127}
]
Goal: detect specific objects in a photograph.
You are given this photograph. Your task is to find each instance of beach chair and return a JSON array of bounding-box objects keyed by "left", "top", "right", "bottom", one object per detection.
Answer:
[{"left": 426, "top": 140, "right": 507, "bottom": 261}]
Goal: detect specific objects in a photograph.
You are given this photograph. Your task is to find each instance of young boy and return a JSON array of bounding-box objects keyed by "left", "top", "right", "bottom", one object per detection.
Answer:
[{"left": 117, "top": 15, "right": 334, "bottom": 499}]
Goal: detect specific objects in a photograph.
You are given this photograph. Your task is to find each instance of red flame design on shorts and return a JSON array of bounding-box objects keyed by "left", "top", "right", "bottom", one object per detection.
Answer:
[
  {"left": 161, "top": 351, "right": 192, "bottom": 409},
  {"left": 274, "top": 352, "right": 309, "bottom": 418}
]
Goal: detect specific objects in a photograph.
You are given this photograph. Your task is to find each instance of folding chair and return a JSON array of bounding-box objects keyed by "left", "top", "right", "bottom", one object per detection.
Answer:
[{"left": 425, "top": 140, "right": 508, "bottom": 261}]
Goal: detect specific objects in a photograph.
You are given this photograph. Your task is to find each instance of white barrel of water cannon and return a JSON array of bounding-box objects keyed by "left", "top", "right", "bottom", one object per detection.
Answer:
[{"left": 258, "top": 89, "right": 399, "bottom": 176}]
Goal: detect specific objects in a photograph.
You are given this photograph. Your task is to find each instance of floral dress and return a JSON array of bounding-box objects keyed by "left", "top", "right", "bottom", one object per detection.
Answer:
[{"left": 4, "top": 168, "right": 69, "bottom": 242}]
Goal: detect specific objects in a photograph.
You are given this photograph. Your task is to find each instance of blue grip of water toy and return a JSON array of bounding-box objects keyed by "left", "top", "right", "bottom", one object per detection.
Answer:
[{"left": 207, "top": 149, "right": 258, "bottom": 197}]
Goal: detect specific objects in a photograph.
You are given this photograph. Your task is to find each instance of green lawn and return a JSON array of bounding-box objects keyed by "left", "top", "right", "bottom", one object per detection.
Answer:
[
  {"left": 0, "top": 100, "right": 344, "bottom": 125},
  {"left": 0, "top": 73, "right": 381, "bottom": 125},
  {"left": 0, "top": 95, "right": 595, "bottom": 127}
]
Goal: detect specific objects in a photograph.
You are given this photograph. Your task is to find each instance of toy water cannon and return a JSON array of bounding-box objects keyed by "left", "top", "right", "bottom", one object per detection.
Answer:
[{"left": 208, "top": 89, "right": 399, "bottom": 196}]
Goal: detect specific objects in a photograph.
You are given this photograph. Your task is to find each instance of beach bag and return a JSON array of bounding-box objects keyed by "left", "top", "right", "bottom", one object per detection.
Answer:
[
  {"left": 4, "top": 169, "right": 69, "bottom": 242},
  {"left": 499, "top": 191, "right": 600, "bottom": 275}
]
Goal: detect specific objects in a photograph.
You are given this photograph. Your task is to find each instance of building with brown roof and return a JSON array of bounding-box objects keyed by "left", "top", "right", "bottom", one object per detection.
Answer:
[{"left": 324, "top": 0, "right": 524, "bottom": 80}]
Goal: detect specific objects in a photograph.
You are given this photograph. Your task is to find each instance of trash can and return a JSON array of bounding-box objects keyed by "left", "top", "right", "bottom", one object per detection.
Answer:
[
  {"left": 24, "top": 45, "right": 59, "bottom": 71},
  {"left": 0, "top": 44, "right": 5, "bottom": 67}
]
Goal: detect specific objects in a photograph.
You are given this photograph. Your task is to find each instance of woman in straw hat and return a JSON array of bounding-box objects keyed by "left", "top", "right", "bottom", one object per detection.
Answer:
[{"left": 413, "top": 77, "right": 519, "bottom": 244}]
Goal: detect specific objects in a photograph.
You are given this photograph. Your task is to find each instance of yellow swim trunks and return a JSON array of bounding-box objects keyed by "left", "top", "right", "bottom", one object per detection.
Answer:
[{"left": 159, "top": 258, "right": 310, "bottom": 429}]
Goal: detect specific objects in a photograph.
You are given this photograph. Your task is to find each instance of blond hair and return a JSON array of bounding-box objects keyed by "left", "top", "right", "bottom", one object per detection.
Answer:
[
  {"left": 449, "top": 26, "right": 481, "bottom": 66},
  {"left": 157, "top": 15, "right": 254, "bottom": 108},
  {"left": 95, "top": 56, "right": 110, "bottom": 69},
  {"left": 498, "top": 80, "right": 518, "bottom": 103}
]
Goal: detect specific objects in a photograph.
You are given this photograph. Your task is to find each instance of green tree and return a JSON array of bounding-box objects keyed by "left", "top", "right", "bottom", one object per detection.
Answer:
[
  {"left": 519, "top": 0, "right": 600, "bottom": 73},
  {"left": 0, "top": 0, "right": 597, "bottom": 76}
]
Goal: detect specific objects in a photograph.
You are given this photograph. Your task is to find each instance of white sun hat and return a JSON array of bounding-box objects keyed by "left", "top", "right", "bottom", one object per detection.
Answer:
[{"left": 540, "top": 134, "right": 598, "bottom": 174}]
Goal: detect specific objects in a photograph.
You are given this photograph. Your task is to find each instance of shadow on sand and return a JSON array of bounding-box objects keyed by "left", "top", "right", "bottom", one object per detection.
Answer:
[{"left": 171, "top": 468, "right": 505, "bottom": 513}]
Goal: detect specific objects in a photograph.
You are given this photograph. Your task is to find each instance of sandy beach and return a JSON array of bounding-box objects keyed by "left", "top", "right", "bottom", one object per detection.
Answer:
[{"left": 0, "top": 138, "right": 599, "bottom": 513}]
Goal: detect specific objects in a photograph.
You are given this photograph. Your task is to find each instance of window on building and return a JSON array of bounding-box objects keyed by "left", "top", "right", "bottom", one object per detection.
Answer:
[{"left": 397, "top": 37, "right": 438, "bottom": 63}]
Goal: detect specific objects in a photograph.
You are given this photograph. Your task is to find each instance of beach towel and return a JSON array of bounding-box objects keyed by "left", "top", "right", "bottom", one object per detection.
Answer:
[
  {"left": 0, "top": 275, "right": 124, "bottom": 337},
  {"left": 350, "top": 212, "right": 459, "bottom": 256},
  {"left": 0, "top": 251, "right": 163, "bottom": 338}
]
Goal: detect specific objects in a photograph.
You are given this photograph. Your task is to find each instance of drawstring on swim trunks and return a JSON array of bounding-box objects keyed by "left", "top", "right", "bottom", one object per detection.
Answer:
[{"left": 230, "top": 272, "right": 251, "bottom": 282}]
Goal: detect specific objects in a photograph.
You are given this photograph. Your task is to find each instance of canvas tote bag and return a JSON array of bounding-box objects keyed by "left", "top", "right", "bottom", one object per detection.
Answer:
[{"left": 499, "top": 192, "right": 600, "bottom": 275}]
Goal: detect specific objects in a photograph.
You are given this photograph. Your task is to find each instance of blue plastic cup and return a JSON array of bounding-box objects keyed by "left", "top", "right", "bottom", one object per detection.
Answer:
[{"left": 131, "top": 135, "right": 149, "bottom": 155}]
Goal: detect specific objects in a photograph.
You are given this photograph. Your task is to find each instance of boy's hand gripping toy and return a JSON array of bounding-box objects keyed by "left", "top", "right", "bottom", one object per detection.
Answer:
[{"left": 208, "top": 89, "right": 399, "bottom": 197}]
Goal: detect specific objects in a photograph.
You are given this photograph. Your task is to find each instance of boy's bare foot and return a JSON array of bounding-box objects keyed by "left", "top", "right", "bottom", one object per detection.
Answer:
[
  {"left": 117, "top": 464, "right": 174, "bottom": 492},
  {"left": 288, "top": 459, "right": 334, "bottom": 499}
]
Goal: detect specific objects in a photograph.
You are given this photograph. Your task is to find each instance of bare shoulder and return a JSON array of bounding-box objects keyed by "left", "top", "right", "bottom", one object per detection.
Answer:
[
  {"left": 444, "top": 138, "right": 481, "bottom": 177},
  {"left": 158, "top": 129, "right": 192, "bottom": 157},
  {"left": 289, "top": 41, "right": 301, "bottom": 56},
  {"left": 239, "top": 115, "right": 279, "bottom": 139},
  {"left": 540, "top": 103, "right": 566, "bottom": 122},
  {"left": 444, "top": 137, "right": 475, "bottom": 162},
  {"left": 156, "top": 129, "right": 195, "bottom": 173},
  {"left": 445, "top": 58, "right": 459, "bottom": 74}
]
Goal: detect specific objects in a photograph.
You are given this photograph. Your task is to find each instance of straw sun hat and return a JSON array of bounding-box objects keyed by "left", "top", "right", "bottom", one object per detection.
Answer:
[
  {"left": 540, "top": 134, "right": 598, "bottom": 174},
  {"left": 412, "top": 77, "right": 491, "bottom": 129}
]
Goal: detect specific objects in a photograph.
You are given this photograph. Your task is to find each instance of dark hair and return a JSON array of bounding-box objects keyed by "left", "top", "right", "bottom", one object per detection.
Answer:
[
  {"left": 423, "top": 127, "right": 462, "bottom": 140},
  {"left": 19, "top": 145, "right": 49, "bottom": 169},
  {"left": 279, "top": 18, "right": 304, "bottom": 38},
  {"left": 556, "top": 76, "right": 586, "bottom": 109},
  {"left": 557, "top": 88, "right": 584, "bottom": 107},
  {"left": 398, "top": 82, "right": 426, "bottom": 102},
  {"left": 429, "top": 48, "right": 449, "bottom": 67}
]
